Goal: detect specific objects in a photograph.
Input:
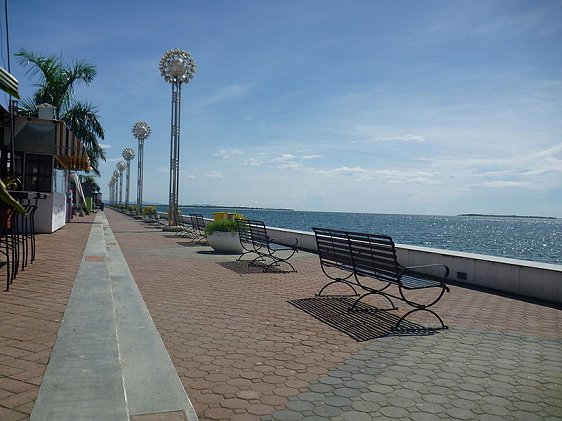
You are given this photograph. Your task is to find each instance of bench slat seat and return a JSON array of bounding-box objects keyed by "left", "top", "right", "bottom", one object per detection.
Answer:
[
  {"left": 312, "top": 227, "right": 450, "bottom": 331},
  {"left": 237, "top": 219, "right": 298, "bottom": 272}
]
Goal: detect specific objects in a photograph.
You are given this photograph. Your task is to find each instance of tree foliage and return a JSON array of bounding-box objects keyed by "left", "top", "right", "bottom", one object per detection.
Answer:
[{"left": 15, "top": 49, "right": 105, "bottom": 174}]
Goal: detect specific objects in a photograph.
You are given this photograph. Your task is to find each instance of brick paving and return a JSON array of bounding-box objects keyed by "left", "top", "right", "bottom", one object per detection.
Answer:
[
  {"left": 106, "top": 209, "right": 562, "bottom": 421},
  {"left": 0, "top": 213, "right": 95, "bottom": 420},
  {"left": 1, "top": 209, "right": 561, "bottom": 420}
]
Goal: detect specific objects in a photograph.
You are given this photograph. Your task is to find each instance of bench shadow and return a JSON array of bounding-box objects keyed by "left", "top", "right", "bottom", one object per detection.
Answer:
[
  {"left": 288, "top": 296, "right": 434, "bottom": 341},
  {"left": 218, "top": 260, "right": 288, "bottom": 274},
  {"left": 177, "top": 241, "right": 209, "bottom": 247}
]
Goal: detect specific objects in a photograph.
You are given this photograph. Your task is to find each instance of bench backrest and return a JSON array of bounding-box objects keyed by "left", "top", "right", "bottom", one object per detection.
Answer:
[
  {"left": 346, "top": 231, "right": 400, "bottom": 283},
  {"left": 237, "top": 219, "right": 270, "bottom": 246},
  {"left": 248, "top": 219, "right": 269, "bottom": 245},
  {"left": 312, "top": 227, "right": 354, "bottom": 269},
  {"left": 236, "top": 219, "right": 252, "bottom": 244},
  {"left": 189, "top": 213, "right": 206, "bottom": 231}
]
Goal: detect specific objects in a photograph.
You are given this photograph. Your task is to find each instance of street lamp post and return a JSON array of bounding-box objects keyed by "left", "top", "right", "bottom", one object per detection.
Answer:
[
  {"left": 112, "top": 170, "right": 120, "bottom": 206},
  {"left": 122, "top": 148, "right": 135, "bottom": 208},
  {"left": 160, "top": 48, "right": 196, "bottom": 226},
  {"left": 132, "top": 121, "right": 151, "bottom": 216},
  {"left": 117, "top": 162, "right": 126, "bottom": 206}
]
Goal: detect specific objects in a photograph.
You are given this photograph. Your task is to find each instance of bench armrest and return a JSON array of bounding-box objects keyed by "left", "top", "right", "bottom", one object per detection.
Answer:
[{"left": 401, "top": 264, "right": 450, "bottom": 278}]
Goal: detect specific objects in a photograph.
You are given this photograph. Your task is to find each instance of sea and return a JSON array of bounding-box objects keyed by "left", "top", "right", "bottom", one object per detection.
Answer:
[{"left": 156, "top": 205, "right": 562, "bottom": 265}]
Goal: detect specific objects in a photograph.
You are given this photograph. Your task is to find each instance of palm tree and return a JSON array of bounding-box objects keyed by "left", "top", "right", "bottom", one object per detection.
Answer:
[{"left": 15, "top": 49, "right": 106, "bottom": 174}]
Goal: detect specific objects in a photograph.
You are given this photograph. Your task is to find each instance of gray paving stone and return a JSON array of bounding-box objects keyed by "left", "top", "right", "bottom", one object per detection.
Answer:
[
  {"left": 342, "top": 380, "right": 369, "bottom": 389},
  {"left": 388, "top": 396, "right": 416, "bottom": 408},
  {"left": 285, "top": 400, "right": 314, "bottom": 412},
  {"left": 379, "top": 406, "right": 409, "bottom": 418},
  {"left": 480, "top": 404, "right": 511, "bottom": 416},
  {"left": 299, "top": 392, "right": 325, "bottom": 402},
  {"left": 359, "top": 392, "right": 387, "bottom": 403},
  {"left": 312, "top": 403, "right": 342, "bottom": 417},
  {"left": 414, "top": 402, "right": 445, "bottom": 414},
  {"left": 513, "top": 401, "right": 543, "bottom": 412},
  {"left": 308, "top": 383, "right": 335, "bottom": 394},
  {"left": 351, "top": 399, "right": 380, "bottom": 413},
  {"left": 333, "top": 387, "right": 362, "bottom": 398},
  {"left": 341, "top": 410, "right": 374, "bottom": 421},
  {"left": 367, "top": 384, "right": 393, "bottom": 394},
  {"left": 324, "top": 395, "right": 352, "bottom": 407},
  {"left": 444, "top": 407, "right": 476, "bottom": 420},
  {"left": 409, "top": 411, "right": 443, "bottom": 421},
  {"left": 272, "top": 409, "right": 303, "bottom": 421},
  {"left": 422, "top": 394, "right": 450, "bottom": 405}
]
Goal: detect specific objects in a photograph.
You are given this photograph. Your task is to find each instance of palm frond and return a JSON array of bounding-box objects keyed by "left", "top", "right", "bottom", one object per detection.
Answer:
[{"left": 16, "top": 97, "right": 39, "bottom": 117}]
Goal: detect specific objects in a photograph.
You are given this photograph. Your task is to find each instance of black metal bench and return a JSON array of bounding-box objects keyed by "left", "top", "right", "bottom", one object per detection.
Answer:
[
  {"left": 312, "top": 227, "right": 450, "bottom": 330},
  {"left": 187, "top": 213, "right": 207, "bottom": 244},
  {"left": 236, "top": 219, "right": 299, "bottom": 272}
]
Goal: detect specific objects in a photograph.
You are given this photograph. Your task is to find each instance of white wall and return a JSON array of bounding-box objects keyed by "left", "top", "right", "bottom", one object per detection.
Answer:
[{"left": 35, "top": 192, "right": 66, "bottom": 233}]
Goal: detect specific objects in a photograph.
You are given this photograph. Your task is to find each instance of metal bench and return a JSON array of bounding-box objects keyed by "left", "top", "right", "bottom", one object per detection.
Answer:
[
  {"left": 312, "top": 227, "right": 450, "bottom": 330},
  {"left": 187, "top": 213, "right": 207, "bottom": 244},
  {"left": 236, "top": 219, "right": 298, "bottom": 272}
]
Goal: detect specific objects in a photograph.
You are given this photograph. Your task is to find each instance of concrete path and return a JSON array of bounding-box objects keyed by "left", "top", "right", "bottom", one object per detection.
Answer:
[{"left": 29, "top": 213, "right": 197, "bottom": 420}]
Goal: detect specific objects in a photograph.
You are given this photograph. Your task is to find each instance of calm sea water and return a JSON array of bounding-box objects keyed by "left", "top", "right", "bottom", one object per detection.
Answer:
[{"left": 157, "top": 205, "right": 562, "bottom": 265}]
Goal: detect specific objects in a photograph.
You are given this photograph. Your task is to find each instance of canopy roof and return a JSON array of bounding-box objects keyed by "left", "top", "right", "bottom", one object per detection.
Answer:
[{"left": 0, "top": 66, "right": 19, "bottom": 99}]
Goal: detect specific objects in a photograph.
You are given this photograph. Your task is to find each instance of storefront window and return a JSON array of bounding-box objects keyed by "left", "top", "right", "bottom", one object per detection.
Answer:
[{"left": 24, "top": 154, "right": 53, "bottom": 192}]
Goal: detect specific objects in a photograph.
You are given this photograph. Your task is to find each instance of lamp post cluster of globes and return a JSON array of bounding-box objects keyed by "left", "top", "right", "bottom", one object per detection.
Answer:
[{"left": 108, "top": 48, "right": 196, "bottom": 226}]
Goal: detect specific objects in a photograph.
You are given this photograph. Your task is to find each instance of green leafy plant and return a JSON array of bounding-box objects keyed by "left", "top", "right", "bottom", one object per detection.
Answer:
[
  {"left": 2, "top": 175, "right": 21, "bottom": 190},
  {"left": 143, "top": 205, "right": 157, "bottom": 217},
  {"left": 204, "top": 212, "right": 246, "bottom": 235},
  {"left": 0, "top": 179, "right": 25, "bottom": 214}
]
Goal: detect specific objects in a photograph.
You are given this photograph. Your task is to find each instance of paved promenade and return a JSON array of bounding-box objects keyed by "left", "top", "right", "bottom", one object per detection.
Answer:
[{"left": 1, "top": 208, "right": 562, "bottom": 420}]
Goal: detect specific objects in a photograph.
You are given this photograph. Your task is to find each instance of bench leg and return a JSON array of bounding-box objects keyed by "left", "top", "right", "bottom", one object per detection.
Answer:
[
  {"left": 392, "top": 308, "right": 448, "bottom": 332},
  {"left": 349, "top": 290, "right": 397, "bottom": 312},
  {"left": 316, "top": 279, "right": 359, "bottom": 297}
]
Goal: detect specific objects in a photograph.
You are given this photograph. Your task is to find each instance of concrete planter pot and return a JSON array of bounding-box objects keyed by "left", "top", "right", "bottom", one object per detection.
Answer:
[{"left": 207, "top": 231, "right": 242, "bottom": 253}]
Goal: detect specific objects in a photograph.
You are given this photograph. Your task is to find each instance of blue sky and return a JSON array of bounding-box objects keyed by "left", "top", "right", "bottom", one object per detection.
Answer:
[{"left": 3, "top": 0, "right": 562, "bottom": 216}]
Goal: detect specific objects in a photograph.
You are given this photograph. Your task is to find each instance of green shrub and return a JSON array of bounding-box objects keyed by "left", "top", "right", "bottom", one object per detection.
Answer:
[
  {"left": 204, "top": 212, "right": 246, "bottom": 235},
  {"left": 204, "top": 219, "right": 238, "bottom": 235}
]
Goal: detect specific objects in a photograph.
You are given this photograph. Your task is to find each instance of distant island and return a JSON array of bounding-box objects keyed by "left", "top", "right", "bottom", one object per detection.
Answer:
[
  {"left": 180, "top": 204, "right": 295, "bottom": 212},
  {"left": 458, "top": 213, "right": 557, "bottom": 220}
]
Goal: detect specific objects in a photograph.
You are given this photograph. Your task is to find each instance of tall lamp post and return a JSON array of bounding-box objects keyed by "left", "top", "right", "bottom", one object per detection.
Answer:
[
  {"left": 122, "top": 148, "right": 135, "bottom": 208},
  {"left": 160, "top": 48, "right": 196, "bottom": 226},
  {"left": 108, "top": 180, "right": 113, "bottom": 206},
  {"left": 112, "top": 170, "right": 120, "bottom": 206},
  {"left": 132, "top": 121, "right": 151, "bottom": 216},
  {"left": 117, "top": 161, "right": 126, "bottom": 206}
]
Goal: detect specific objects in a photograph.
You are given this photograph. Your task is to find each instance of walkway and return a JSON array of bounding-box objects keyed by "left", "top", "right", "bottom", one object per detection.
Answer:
[{"left": 0, "top": 208, "right": 561, "bottom": 420}]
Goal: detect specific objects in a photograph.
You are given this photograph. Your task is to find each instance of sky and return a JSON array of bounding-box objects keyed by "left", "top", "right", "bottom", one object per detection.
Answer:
[{"left": 2, "top": 0, "right": 561, "bottom": 217}]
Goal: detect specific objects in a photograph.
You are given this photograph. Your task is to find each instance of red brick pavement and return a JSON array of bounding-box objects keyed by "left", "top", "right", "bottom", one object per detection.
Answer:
[
  {"left": 0, "top": 214, "right": 95, "bottom": 420},
  {"left": 107, "top": 209, "right": 562, "bottom": 421}
]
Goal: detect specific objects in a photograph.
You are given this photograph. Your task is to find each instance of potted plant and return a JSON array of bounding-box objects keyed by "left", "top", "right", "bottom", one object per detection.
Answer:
[
  {"left": 204, "top": 213, "right": 245, "bottom": 253},
  {"left": 143, "top": 205, "right": 157, "bottom": 221}
]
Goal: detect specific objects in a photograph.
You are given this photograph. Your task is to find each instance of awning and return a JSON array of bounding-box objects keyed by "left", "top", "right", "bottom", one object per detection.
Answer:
[
  {"left": 0, "top": 66, "right": 20, "bottom": 99},
  {"left": 55, "top": 121, "right": 91, "bottom": 171}
]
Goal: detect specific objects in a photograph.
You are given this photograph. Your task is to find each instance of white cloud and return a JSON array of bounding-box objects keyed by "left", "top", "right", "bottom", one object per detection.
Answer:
[
  {"left": 205, "top": 170, "right": 224, "bottom": 179},
  {"left": 214, "top": 149, "right": 243, "bottom": 158},
  {"left": 378, "top": 135, "right": 426, "bottom": 143},
  {"left": 301, "top": 154, "right": 323, "bottom": 160}
]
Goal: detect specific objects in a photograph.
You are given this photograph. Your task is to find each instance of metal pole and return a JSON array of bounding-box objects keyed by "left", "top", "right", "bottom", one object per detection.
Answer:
[
  {"left": 168, "top": 81, "right": 181, "bottom": 226},
  {"left": 137, "top": 139, "right": 144, "bottom": 215},
  {"left": 125, "top": 160, "right": 131, "bottom": 207},
  {"left": 119, "top": 171, "right": 123, "bottom": 206}
]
